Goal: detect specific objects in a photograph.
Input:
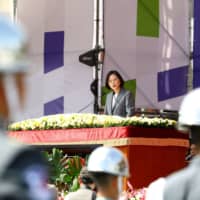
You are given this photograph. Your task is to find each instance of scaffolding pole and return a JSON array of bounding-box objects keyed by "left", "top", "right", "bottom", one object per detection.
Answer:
[{"left": 92, "top": 0, "right": 104, "bottom": 113}]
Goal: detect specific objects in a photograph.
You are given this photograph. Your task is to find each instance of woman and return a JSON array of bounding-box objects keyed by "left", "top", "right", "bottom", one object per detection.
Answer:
[{"left": 104, "top": 70, "right": 135, "bottom": 117}]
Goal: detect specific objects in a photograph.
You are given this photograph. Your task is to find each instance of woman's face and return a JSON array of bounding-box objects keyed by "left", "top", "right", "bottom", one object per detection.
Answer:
[{"left": 108, "top": 74, "right": 121, "bottom": 92}]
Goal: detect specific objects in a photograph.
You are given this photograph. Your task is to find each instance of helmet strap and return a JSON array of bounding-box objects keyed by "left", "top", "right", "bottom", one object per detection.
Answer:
[{"left": 117, "top": 176, "right": 123, "bottom": 197}]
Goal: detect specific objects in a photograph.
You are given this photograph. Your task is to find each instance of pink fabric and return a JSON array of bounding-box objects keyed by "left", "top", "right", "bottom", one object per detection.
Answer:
[{"left": 8, "top": 126, "right": 188, "bottom": 145}]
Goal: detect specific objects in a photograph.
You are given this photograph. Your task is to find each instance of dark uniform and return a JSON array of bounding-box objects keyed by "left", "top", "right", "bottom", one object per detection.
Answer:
[
  {"left": 65, "top": 166, "right": 96, "bottom": 200},
  {"left": 0, "top": 13, "right": 54, "bottom": 200},
  {"left": 0, "top": 134, "right": 53, "bottom": 200}
]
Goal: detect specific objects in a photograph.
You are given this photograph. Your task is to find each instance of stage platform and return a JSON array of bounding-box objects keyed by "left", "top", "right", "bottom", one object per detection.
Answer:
[{"left": 8, "top": 126, "right": 189, "bottom": 188}]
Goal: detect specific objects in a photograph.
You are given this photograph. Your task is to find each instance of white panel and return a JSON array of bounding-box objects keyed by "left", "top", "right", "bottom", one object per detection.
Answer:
[
  {"left": 23, "top": 54, "right": 44, "bottom": 119},
  {"left": 65, "top": 0, "right": 94, "bottom": 51},
  {"left": 44, "top": 0, "right": 65, "bottom": 31},
  {"left": 17, "top": 0, "right": 45, "bottom": 54},
  {"left": 43, "top": 67, "right": 65, "bottom": 102},
  {"left": 63, "top": 52, "right": 93, "bottom": 113},
  {"left": 103, "top": 0, "right": 137, "bottom": 81}
]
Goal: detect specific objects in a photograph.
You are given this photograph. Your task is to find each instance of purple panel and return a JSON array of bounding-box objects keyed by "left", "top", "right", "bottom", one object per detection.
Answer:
[
  {"left": 157, "top": 66, "right": 188, "bottom": 101},
  {"left": 44, "top": 31, "right": 64, "bottom": 73},
  {"left": 44, "top": 96, "right": 64, "bottom": 115},
  {"left": 193, "top": 0, "right": 200, "bottom": 88}
]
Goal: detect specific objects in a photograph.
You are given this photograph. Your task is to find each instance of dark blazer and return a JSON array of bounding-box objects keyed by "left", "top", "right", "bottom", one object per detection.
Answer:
[{"left": 104, "top": 88, "right": 135, "bottom": 117}]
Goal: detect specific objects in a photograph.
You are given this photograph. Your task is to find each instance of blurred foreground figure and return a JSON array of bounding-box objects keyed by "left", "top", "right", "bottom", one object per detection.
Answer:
[
  {"left": 0, "top": 15, "right": 54, "bottom": 200},
  {"left": 0, "top": 15, "right": 27, "bottom": 127},
  {"left": 65, "top": 166, "right": 96, "bottom": 200},
  {"left": 146, "top": 88, "right": 200, "bottom": 200},
  {"left": 87, "top": 146, "right": 129, "bottom": 200},
  {"left": 0, "top": 136, "right": 53, "bottom": 200}
]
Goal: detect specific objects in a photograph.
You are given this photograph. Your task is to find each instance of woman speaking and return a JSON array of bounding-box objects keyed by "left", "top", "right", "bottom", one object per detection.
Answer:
[{"left": 104, "top": 70, "right": 135, "bottom": 117}]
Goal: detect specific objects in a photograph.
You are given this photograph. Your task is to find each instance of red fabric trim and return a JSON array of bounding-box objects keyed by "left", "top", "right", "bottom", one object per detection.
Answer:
[
  {"left": 8, "top": 126, "right": 188, "bottom": 145},
  {"left": 121, "top": 145, "right": 188, "bottom": 188},
  {"left": 8, "top": 127, "right": 128, "bottom": 143},
  {"left": 128, "top": 126, "right": 188, "bottom": 139}
]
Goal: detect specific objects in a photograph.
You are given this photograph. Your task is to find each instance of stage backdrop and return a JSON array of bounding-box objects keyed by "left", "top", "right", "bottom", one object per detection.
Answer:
[
  {"left": 102, "top": 0, "right": 190, "bottom": 110},
  {"left": 10, "top": 0, "right": 94, "bottom": 121}
]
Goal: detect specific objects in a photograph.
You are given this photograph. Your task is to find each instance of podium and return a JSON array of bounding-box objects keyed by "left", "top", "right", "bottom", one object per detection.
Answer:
[{"left": 8, "top": 126, "right": 189, "bottom": 188}]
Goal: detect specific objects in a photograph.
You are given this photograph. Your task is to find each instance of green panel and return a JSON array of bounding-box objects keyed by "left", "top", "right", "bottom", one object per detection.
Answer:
[
  {"left": 101, "top": 79, "right": 136, "bottom": 106},
  {"left": 101, "top": 87, "right": 110, "bottom": 106},
  {"left": 136, "top": 0, "right": 159, "bottom": 37}
]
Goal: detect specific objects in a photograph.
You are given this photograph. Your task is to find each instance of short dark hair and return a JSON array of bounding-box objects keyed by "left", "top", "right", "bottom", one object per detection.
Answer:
[
  {"left": 105, "top": 70, "right": 124, "bottom": 90},
  {"left": 190, "top": 126, "right": 200, "bottom": 149},
  {"left": 89, "top": 172, "right": 116, "bottom": 188},
  {"left": 79, "top": 167, "right": 94, "bottom": 185}
]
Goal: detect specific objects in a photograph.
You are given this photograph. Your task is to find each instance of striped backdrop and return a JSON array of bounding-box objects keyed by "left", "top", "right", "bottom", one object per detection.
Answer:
[
  {"left": 14, "top": 0, "right": 94, "bottom": 121},
  {"left": 8, "top": 0, "right": 192, "bottom": 121},
  {"left": 103, "top": 0, "right": 190, "bottom": 110}
]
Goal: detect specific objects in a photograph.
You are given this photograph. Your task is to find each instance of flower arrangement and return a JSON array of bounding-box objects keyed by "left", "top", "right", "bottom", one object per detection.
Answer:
[
  {"left": 126, "top": 181, "right": 146, "bottom": 200},
  {"left": 8, "top": 113, "right": 176, "bottom": 131},
  {"left": 128, "top": 188, "right": 146, "bottom": 200}
]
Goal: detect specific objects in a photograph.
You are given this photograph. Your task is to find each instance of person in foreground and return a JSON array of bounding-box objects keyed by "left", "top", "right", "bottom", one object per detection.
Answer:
[
  {"left": 64, "top": 166, "right": 96, "bottom": 200},
  {"left": 104, "top": 70, "right": 135, "bottom": 117},
  {"left": 87, "top": 146, "right": 129, "bottom": 200},
  {"left": 146, "top": 88, "right": 200, "bottom": 200},
  {"left": 0, "top": 15, "right": 54, "bottom": 200},
  {"left": 0, "top": 136, "right": 53, "bottom": 200}
]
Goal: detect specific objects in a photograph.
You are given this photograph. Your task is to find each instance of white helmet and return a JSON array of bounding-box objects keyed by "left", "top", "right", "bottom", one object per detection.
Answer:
[
  {"left": 178, "top": 88, "right": 200, "bottom": 129},
  {"left": 87, "top": 146, "right": 129, "bottom": 177},
  {"left": 0, "top": 15, "right": 27, "bottom": 73}
]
